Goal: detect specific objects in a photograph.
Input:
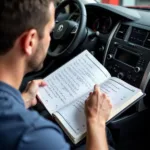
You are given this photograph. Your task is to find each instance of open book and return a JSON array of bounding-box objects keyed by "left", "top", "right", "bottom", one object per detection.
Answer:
[{"left": 37, "top": 50, "right": 144, "bottom": 144}]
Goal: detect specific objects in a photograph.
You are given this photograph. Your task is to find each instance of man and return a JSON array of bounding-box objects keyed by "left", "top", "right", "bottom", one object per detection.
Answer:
[{"left": 0, "top": 0, "right": 113, "bottom": 150}]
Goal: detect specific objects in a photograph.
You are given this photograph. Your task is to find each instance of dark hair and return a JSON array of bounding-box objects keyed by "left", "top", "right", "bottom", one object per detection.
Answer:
[{"left": 0, "top": 0, "right": 53, "bottom": 54}]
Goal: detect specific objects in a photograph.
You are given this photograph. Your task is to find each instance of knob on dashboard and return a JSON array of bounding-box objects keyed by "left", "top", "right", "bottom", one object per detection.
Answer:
[
  {"left": 107, "top": 54, "right": 113, "bottom": 60},
  {"left": 117, "top": 72, "right": 124, "bottom": 79},
  {"left": 134, "top": 67, "right": 141, "bottom": 73},
  {"left": 99, "top": 45, "right": 105, "bottom": 52},
  {"left": 114, "top": 42, "right": 118, "bottom": 46}
]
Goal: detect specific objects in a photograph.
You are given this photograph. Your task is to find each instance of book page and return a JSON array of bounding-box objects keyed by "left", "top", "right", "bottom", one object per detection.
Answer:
[
  {"left": 53, "top": 94, "right": 88, "bottom": 144},
  {"left": 38, "top": 50, "right": 111, "bottom": 114},
  {"left": 53, "top": 77, "right": 143, "bottom": 143},
  {"left": 100, "top": 77, "right": 143, "bottom": 120},
  {"left": 100, "top": 77, "right": 142, "bottom": 109}
]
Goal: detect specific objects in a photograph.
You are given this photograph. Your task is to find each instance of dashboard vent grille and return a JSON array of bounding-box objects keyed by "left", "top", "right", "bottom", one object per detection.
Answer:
[
  {"left": 129, "top": 27, "right": 148, "bottom": 46},
  {"left": 116, "top": 25, "right": 129, "bottom": 40},
  {"left": 144, "top": 33, "right": 150, "bottom": 49}
]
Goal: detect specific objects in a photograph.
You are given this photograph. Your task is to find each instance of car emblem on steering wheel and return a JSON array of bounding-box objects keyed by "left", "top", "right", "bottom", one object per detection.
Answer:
[{"left": 57, "top": 25, "right": 64, "bottom": 32}]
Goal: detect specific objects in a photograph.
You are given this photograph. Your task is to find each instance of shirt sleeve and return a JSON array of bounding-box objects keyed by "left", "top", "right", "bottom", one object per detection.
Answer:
[{"left": 17, "top": 116, "right": 70, "bottom": 150}]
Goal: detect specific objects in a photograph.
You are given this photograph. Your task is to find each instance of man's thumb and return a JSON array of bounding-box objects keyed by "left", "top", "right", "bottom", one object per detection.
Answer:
[{"left": 27, "top": 81, "right": 39, "bottom": 96}]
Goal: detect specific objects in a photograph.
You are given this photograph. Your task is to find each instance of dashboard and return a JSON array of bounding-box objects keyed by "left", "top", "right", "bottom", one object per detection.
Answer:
[
  {"left": 68, "top": 3, "right": 150, "bottom": 108},
  {"left": 23, "top": 3, "right": 150, "bottom": 110},
  {"left": 69, "top": 5, "right": 119, "bottom": 34},
  {"left": 55, "top": 3, "right": 150, "bottom": 94}
]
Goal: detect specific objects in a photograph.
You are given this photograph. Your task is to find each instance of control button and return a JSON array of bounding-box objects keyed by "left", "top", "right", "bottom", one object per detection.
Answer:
[
  {"left": 128, "top": 71, "right": 131, "bottom": 74},
  {"left": 134, "top": 67, "right": 141, "bottom": 73},
  {"left": 136, "top": 75, "right": 140, "bottom": 79},
  {"left": 99, "top": 45, "right": 105, "bottom": 52},
  {"left": 114, "top": 42, "right": 118, "bottom": 46},
  {"left": 132, "top": 78, "right": 136, "bottom": 82},
  {"left": 107, "top": 54, "right": 113, "bottom": 60},
  {"left": 114, "top": 68, "right": 118, "bottom": 73},
  {"left": 115, "top": 65, "right": 120, "bottom": 69},
  {"left": 127, "top": 74, "right": 131, "bottom": 80},
  {"left": 117, "top": 72, "right": 124, "bottom": 79}
]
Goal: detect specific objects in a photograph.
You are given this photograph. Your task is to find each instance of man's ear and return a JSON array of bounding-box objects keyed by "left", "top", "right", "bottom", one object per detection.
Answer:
[{"left": 21, "top": 29, "right": 38, "bottom": 56}]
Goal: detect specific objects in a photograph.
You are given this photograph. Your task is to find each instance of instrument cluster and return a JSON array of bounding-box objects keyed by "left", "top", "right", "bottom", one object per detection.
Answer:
[{"left": 87, "top": 12, "right": 113, "bottom": 34}]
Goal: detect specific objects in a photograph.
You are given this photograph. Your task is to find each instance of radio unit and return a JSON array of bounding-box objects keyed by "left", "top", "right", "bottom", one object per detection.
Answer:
[{"left": 105, "top": 44, "right": 150, "bottom": 87}]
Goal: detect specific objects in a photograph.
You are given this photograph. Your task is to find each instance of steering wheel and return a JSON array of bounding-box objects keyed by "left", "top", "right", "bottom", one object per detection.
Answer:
[{"left": 48, "top": 0, "right": 87, "bottom": 58}]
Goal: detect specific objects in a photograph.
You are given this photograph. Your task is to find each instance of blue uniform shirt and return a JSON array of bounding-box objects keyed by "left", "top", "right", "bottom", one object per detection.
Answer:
[{"left": 0, "top": 81, "right": 70, "bottom": 150}]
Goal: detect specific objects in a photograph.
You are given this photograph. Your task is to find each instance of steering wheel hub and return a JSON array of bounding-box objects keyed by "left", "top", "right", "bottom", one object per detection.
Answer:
[{"left": 53, "top": 21, "right": 77, "bottom": 41}]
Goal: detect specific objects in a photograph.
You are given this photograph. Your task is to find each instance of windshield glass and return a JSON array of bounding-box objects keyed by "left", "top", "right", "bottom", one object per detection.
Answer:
[
  {"left": 98, "top": 0, "right": 150, "bottom": 7},
  {"left": 56, "top": 0, "right": 150, "bottom": 10}
]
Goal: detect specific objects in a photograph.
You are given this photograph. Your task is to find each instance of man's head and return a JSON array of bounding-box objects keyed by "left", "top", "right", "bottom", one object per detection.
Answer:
[{"left": 0, "top": 0, "right": 55, "bottom": 73}]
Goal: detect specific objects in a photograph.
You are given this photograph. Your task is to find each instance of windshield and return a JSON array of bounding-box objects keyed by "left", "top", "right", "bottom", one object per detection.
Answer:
[
  {"left": 56, "top": 0, "right": 150, "bottom": 10},
  {"left": 97, "top": 0, "right": 150, "bottom": 7}
]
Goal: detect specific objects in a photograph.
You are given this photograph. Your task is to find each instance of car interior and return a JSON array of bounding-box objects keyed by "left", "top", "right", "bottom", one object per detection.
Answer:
[{"left": 20, "top": 0, "right": 150, "bottom": 149}]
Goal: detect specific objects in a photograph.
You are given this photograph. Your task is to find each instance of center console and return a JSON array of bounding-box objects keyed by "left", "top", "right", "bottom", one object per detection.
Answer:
[
  {"left": 105, "top": 23, "right": 150, "bottom": 143},
  {"left": 104, "top": 23, "right": 150, "bottom": 88}
]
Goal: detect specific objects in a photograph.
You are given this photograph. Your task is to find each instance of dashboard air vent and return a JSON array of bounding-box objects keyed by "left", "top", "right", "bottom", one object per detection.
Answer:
[
  {"left": 116, "top": 24, "right": 129, "bottom": 40},
  {"left": 129, "top": 27, "right": 148, "bottom": 46},
  {"left": 144, "top": 33, "right": 150, "bottom": 49}
]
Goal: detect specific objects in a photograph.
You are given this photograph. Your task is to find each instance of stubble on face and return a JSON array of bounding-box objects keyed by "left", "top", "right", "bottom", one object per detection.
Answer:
[{"left": 28, "top": 42, "right": 46, "bottom": 72}]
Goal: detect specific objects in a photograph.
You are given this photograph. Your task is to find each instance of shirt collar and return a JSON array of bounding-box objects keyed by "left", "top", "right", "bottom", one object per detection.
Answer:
[{"left": 0, "top": 81, "right": 25, "bottom": 106}]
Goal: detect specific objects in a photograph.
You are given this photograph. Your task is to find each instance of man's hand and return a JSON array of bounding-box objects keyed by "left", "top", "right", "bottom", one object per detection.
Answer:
[
  {"left": 22, "top": 80, "right": 47, "bottom": 109},
  {"left": 85, "top": 84, "right": 112, "bottom": 127},
  {"left": 85, "top": 85, "right": 112, "bottom": 150}
]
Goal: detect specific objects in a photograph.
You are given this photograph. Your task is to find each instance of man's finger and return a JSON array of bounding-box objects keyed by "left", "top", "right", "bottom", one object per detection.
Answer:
[
  {"left": 25, "top": 80, "right": 47, "bottom": 92},
  {"left": 26, "top": 82, "right": 39, "bottom": 96},
  {"left": 87, "top": 91, "right": 98, "bottom": 107},
  {"left": 31, "top": 80, "right": 47, "bottom": 87},
  {"left": 94, "top": 84, "right": 101, "bottom": 95}
]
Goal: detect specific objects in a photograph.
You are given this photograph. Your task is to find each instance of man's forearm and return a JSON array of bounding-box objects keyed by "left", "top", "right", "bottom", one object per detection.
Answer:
[{"left": 86, "top": 122, "right": 108, "bottom": 150}]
